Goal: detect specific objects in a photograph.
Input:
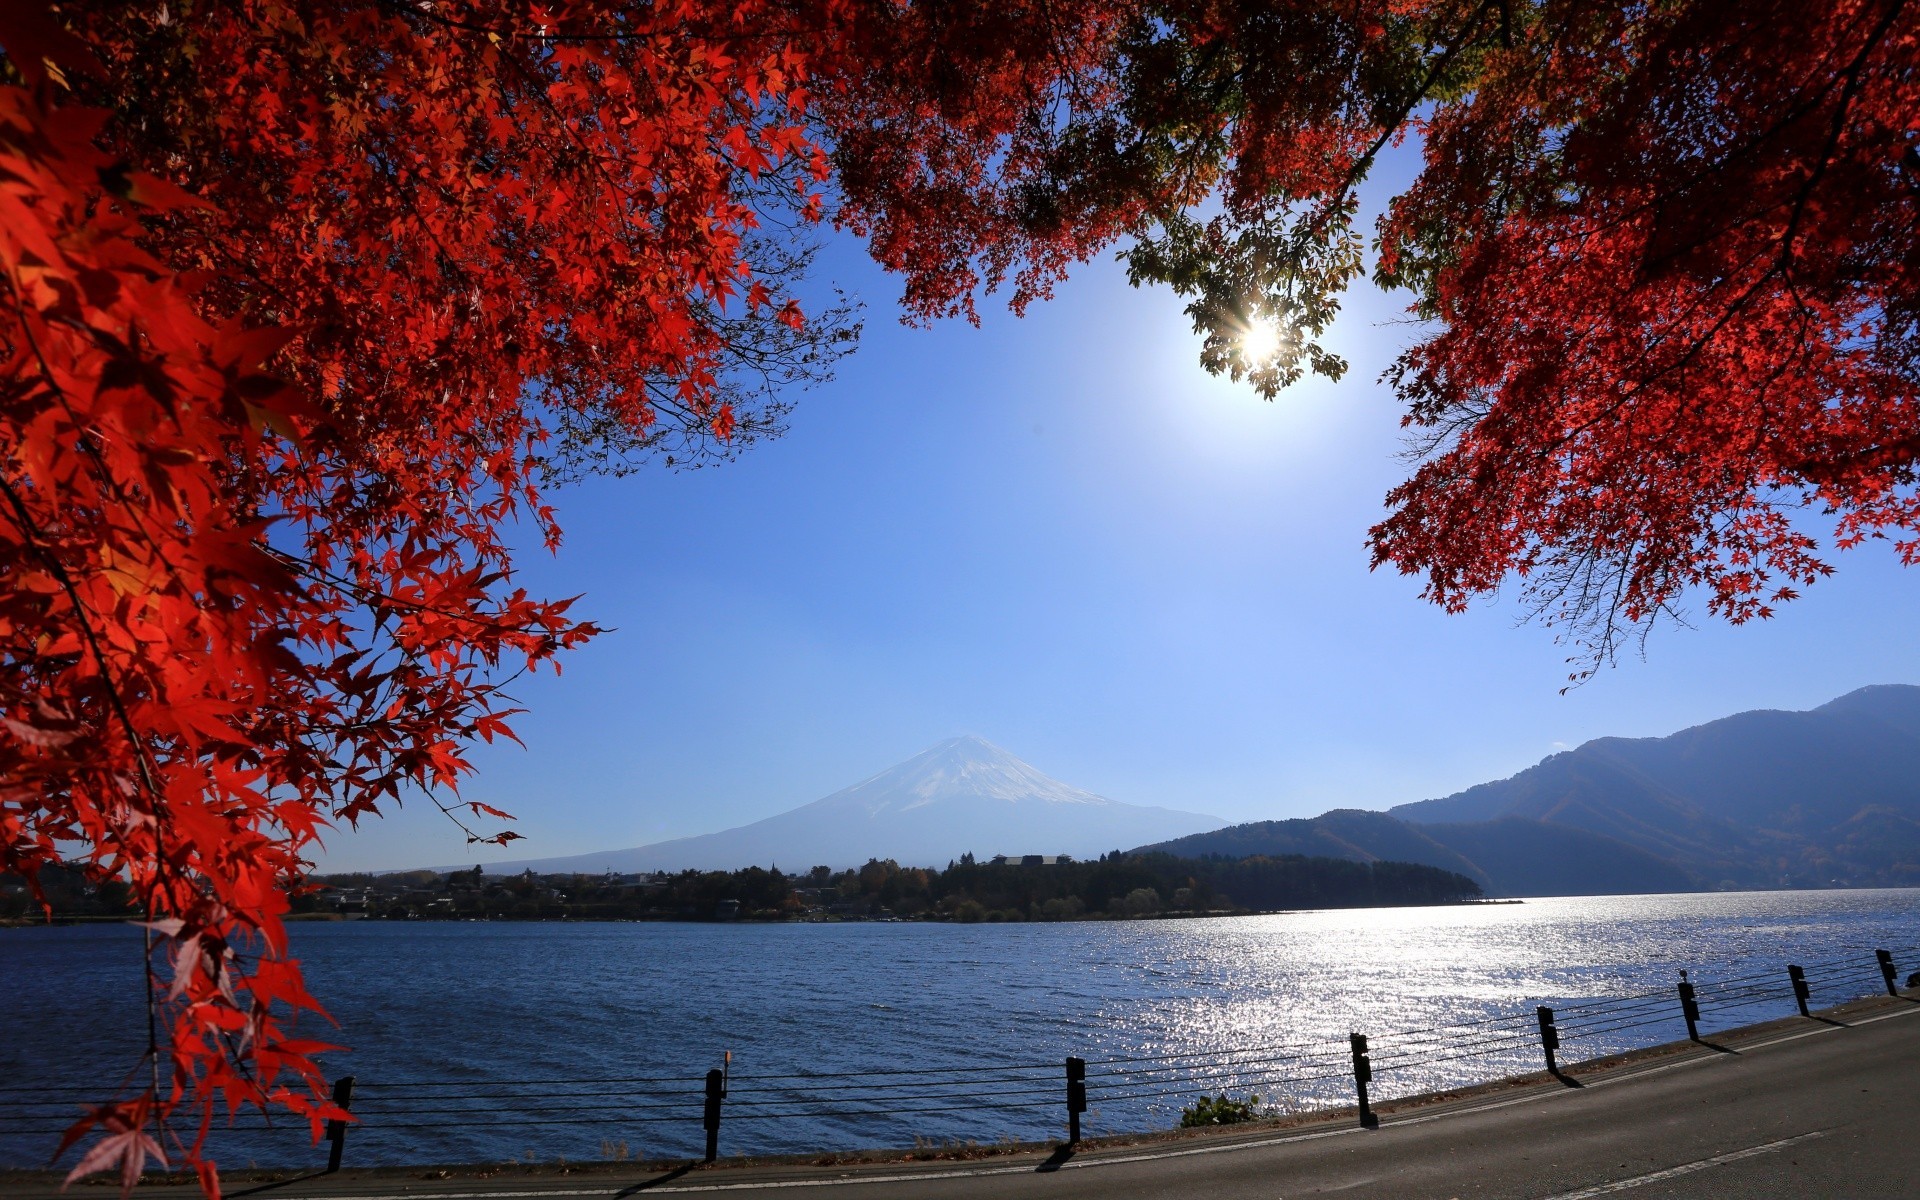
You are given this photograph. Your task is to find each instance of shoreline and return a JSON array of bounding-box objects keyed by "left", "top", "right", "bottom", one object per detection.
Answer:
[
  {"left": 0, "top": 899, "right": 1502, "bottom": 930},
  {"left": 14, "top": 883, "right": 1915, "bottom": 931},
  {"left": 5, "top": 988, "right": 1913, "bottom": 1192}
]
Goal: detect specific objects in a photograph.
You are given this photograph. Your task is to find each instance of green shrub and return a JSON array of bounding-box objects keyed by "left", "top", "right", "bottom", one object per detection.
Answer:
[
  {"left": 1037, "top": 896, "right": 1085, "bottom": 920},
  {"left": 1179, "top": 1093, "right": 1263, "bottom": 1128},
  {"left": 1117, "top": 886, "right": 1163, "bottom": 916}
]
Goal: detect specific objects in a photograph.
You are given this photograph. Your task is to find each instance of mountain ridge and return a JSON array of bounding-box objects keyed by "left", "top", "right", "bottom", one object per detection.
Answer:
[{"left": 1144, "top": 684, "right": 1920, "bottom": 895}]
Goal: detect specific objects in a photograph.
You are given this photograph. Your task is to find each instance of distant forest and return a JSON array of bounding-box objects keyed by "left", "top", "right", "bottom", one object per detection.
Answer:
[{"left": 3, "top": 852, "right": 1482, "bottom": 924}]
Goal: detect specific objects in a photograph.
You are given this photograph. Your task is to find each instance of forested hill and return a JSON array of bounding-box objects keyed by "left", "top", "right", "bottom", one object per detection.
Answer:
[
  {"left": 1142, "top": 810, "right": 1692, "bottom": 898},
  {"left": 919, "top": 852, "right": 1482, "bottom": 918},
  {"left": 1144, "top": 684, "right": 1920, "bottom": 896},
  {"left": 1389, "top": 684, "right": 1920, "bottom": 890}
]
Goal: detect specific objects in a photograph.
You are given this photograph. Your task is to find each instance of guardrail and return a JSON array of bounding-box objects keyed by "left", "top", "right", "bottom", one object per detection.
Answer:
[{"left": 2, "top": 945, "right": 1912, "bottom": 1168}]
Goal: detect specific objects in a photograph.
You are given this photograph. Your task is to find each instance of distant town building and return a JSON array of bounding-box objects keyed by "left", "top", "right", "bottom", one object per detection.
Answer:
[{"left": 988, "top": 854, "right": 1074, "bottom": 866}]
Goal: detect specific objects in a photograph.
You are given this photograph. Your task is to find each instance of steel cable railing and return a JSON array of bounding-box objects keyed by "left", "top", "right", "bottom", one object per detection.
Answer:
[
  {"left": 1091, "top": 1069, "right": 1359, "bottom": 1106},
  {"left": 729, "top": 1070, "right": 1057, "bottom": 1092},
  {"left": 724, "top": 1085, "right": 1065, "bottom": 1110},
  {"left": 3, "top": 946, "right": 1910, "bottom": 1162},
  {"left": 1084, "top": 1039, "right": 1335, "bottom": 1070},
  {"left": 1374, "top": 1021, "right": 1536, "bottom": 1059},
  {"left": 1559, "top": 1014, "right": 1681, "bottom": 1039}
]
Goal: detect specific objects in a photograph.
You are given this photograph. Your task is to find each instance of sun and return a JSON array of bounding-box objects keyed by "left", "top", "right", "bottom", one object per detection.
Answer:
[{"left": 1240, "top": 317, "right": 1283, "bottom": 364}]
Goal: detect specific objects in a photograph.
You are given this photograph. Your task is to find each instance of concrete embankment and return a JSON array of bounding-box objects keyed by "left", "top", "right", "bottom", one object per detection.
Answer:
[{"left": 5, "top": 989, "right": 1916, "bottom": 1200}]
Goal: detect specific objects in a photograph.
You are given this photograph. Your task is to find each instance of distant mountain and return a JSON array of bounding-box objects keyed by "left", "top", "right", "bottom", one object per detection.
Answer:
[
  {"left": 1143, "top": 685, "right": 1920, "bottom": 896},
  {"left": 1141, "top": 810, "right": 1492, "bottom": 889},
  {"left": 1138, "top": 810, "right": 1693, "bottom": 898},
  {"left": 471, "top": 736, "right": 1227, "bottom": 874},
  {"left": 1418, "top": 819, "right": 1696, "bottom": 897},
  {"left": 1391, "top": 684, "right": 1920, "bottom": 889}
]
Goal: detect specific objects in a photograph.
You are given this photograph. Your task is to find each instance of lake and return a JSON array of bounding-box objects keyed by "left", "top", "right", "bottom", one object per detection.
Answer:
[{"left": 3, "top": 888, "right": 1917, "bottom": 1169}]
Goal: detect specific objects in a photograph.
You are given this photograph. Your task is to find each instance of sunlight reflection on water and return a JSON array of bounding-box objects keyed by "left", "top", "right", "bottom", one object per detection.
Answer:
[{"left": 2, "top": 888, "right": 1916, "bottom": 1167}]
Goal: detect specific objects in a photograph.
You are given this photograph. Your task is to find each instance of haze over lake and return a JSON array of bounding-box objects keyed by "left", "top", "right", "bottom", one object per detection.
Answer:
[{"left": 4, "top": 889, "right": 1917, "bottom": 1169}]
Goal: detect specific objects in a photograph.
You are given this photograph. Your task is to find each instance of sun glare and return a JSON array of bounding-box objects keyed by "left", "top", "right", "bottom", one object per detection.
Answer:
[{"left": 1240, "top": 317, "right": 1283, "bottom": 364}]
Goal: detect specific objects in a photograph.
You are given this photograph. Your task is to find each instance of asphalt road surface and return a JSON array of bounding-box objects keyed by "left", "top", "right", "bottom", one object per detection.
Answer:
[{"left": 9, "top": 997, "right": 1917, "bottom": 1200}]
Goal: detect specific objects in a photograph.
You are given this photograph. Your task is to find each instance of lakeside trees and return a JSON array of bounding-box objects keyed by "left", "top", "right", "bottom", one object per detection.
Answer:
[
  {"left": 917, "top": 852, "right": 1483, "bottom": 916},
  {"left": 5, "top": 854, "right": 1482, "bottom": 923},
  {"left": 3, "top": 0, "right": 1917, "bottom": 1189}
]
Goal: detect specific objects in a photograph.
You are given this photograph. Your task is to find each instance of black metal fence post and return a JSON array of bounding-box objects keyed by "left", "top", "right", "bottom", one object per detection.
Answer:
[
  {"left": 1788, "top": 965, "right": 1812, "bottom": 1017},
  {"left": 1876, "top": 950, "right": 1899, "bottom": 997},
  {"left": 1065, "top": 1056, "right": 1087, "bottom": 1145},
  {"left": 1536, "top": 1006, "right": 1560, "bottom": 1074},
  {"left": 1677, "top": 973, "right": 1701, "bottom": 1042},
  {"left": 1348, "top": 1033, "right": 1375, "bottom": 1127},
  {"left": 703, "top": 1068, "right": 724, "bottom": 1163},
  {"left": 324, "top": 1075, "right": 355, "bottom": 1173}
]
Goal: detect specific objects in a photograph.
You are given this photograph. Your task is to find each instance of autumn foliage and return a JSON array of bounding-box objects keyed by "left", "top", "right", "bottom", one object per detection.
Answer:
[
  {"left": 812, "top": 0, "right": 1920, "bottom": 666},
  {"left": 3, "top": 0, "right": 1918, "bottom": 1190},
  {"left": 1, "top": 0, "right": 844, "bottom": 1188},
  {"left": 1368, "top": 0, "right": 1920, "bottom": 664}
]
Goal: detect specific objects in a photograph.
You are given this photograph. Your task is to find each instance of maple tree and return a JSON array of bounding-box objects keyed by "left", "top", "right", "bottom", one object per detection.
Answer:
[
  {"left": 821, "top": 0, "right": 1920, "bottom": 670},
  {"left": 1, "top": 0, "right": 853, "bottom": 1189},
  {"left": 3, "top": 0, "right": 1917, "bottom": 1190}
]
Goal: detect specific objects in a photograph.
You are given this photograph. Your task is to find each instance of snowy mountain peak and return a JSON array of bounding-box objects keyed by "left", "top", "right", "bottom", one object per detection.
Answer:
[
  {"left": 467, "top": 738, "right": 1225, "bottom": 873},
  {"left": 827, "top": 736, "right": 1112, "bottom": 815}
]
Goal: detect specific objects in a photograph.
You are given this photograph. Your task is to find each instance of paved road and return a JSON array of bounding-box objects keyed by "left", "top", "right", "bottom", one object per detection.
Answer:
[
  {"left": 882, "top": 1001, "right": 1920, "bottom": 1200},
  {"left": 10, "top": 998, "right": 1917, "bottom": 1200},
  {"left": 663, "top": 1000, "right": 1919, "bottom": 1199}
]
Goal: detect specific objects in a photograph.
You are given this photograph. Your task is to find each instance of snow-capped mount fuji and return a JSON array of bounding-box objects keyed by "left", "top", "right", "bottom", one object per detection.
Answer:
[
  {"left": 827, "top": 735, "right": 1123, "bottom": 816},
  {"left": 473, "top": 736, "right": 1226, "bottom": 874}
]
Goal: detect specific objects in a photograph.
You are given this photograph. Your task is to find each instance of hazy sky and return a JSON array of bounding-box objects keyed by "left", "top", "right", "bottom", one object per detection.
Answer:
[{"left": 315, "top": 159, "right": 1920, "bottom": 873}]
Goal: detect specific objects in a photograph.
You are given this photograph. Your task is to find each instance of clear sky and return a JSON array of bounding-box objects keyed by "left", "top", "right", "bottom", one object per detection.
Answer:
[{"left": 314, "top": 160, "right": 1920, "bottom": 873}]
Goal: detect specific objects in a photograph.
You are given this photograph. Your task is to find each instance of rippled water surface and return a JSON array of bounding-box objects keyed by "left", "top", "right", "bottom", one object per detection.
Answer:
[{"left": 3, "top": 889, "right": 1917, "bottom": 1168}]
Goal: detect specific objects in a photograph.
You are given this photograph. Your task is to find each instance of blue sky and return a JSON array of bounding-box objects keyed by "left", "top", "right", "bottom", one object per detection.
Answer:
[{"left": 314, "top": 168, "right": 1920, "bottom": 873}]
